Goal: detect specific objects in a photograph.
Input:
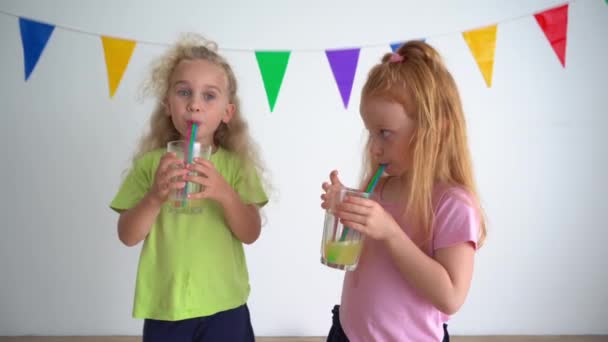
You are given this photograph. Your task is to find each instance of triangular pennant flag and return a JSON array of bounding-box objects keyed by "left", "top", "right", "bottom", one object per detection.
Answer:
[
  {"left": 255, "top": 51, "right": 290, "bottom": 112},
  {"left": 390, "top": 42, "right": 405, "bottom": 52},
  {"left": 390, "top": 39, "right": 426, "bottom": 52},
  {"left": 18, "top": 18, "right": 55, "bottom": 81},
  {"left": 101, "top": 36, "right": 136, "bottom": 97},
  {"left": 534, "top": 4, "right": 568, "bottom": 67},
  {"left": 462, "top": 25, "right": 497, "bottom": 87},
  {"left": 325, "top": 48, "right": 360, "bottom": 108}
]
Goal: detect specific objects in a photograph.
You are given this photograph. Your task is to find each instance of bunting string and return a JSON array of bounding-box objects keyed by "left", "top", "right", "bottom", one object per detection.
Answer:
[
  {"left": 0, "top": 1, "right": 579, "bottom": 51},
  {"left": 0, "top": 1, "right": 589, "bottom": 110}
]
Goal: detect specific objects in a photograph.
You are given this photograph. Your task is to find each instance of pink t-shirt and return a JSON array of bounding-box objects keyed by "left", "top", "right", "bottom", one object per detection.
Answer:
[{"left": 340, "top": 184, "right": 480, "bottom": 341}]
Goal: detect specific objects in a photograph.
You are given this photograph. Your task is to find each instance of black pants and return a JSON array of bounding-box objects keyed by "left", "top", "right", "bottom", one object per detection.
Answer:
[
  {"left": 143, "top": 304, "right": 255, "bottom": 342},
  {"left": 327, "top": 305, "right": 450, "bottom": 342}
]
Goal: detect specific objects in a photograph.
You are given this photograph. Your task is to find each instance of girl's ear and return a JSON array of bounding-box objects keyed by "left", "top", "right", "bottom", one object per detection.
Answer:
[
  {"left": 222, "top": 103, "right": 236, "bottom": 124},
  {"left": 162, "top": 98, "right": 170, "bottom": 116}
]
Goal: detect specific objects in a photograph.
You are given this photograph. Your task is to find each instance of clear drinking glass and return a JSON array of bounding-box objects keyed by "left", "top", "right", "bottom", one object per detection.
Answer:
[
  {"left": 320, "top": 186, "right": 369, "bottom": 271},
  {"left": 166, "top": 140, "right": 212, "bottom": 214}
]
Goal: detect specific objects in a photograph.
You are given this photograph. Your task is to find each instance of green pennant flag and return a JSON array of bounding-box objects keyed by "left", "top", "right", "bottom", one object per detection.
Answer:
[{"left": 255, "top": 51, "right": 290, "bottom": 112}]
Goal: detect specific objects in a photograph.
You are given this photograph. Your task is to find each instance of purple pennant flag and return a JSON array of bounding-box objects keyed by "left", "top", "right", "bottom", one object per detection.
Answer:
[
  {"left": 19, "top": 18, "right": 55, "bottom": 81},
  {"left": 325, "top": 48, "right": 360, "bottom": 109}
]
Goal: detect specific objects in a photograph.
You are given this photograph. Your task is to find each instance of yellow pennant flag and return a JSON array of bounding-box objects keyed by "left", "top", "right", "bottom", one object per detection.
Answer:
[
  {"left": 101, "top": 36, "right": 136, "bottom": 97},
  {"left": 462, "top": 25, "right": 497, "bottom": 87}
]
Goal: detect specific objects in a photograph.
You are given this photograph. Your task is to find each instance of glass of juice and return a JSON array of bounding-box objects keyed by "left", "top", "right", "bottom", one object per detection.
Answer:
[{"left": 320, "top": 186, "right": 369, "bottom": 271}]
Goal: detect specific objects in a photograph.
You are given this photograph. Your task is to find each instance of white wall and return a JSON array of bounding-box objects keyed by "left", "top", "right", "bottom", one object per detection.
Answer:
[{"left": 1, "top": 0, "right": 607, "bottom": 336}]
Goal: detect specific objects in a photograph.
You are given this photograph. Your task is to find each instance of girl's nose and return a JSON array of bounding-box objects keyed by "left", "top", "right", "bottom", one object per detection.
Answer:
[
  {"left": 187, "top": 104, "right": 201, "bottom": 112},
  {"left": 187, "top": 99, "right": 202, "bottom": 112},
  {"left": 370, "top": 138, "right": 383, "bottom": 157}
]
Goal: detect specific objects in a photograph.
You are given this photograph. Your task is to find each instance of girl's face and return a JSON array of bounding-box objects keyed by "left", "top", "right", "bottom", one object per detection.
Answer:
[
  {"left": 164, "top": 59, "right": 235, "bottom": 146},
  {"left": 360, "top": 96, "right": 416, "bottom": 176}
]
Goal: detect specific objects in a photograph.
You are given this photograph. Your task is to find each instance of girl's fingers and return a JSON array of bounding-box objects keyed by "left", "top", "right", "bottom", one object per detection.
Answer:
[
  {"left": 185, "top": 174, "right": 209, "bottom": 185},
  {"left": 193, "top": 157, "right": 211, "bottom": 165},
  {"left": 157, "top": 161, "right": 185, "bottom": 182},
  {"left": 167, "top": 181, "right": 186, "bottom": 191},
  {"left": 339, "top": 220, "right": 366, "bottom": 234},
  {"left": 192, "top": 158, "right": 214, "bottom": 172},
  {"left": 337, "top": 202, "right": 369, "bottom": 215},
  {"left": 321, "top": 198, "right": 330, "bottom": 208},
  {"left": 186, "top": 163, "right": 202, "bottom": 172},
  {"left": 187, "top": 163, "right": 212, "bottom": 177},
  {"left": 337, "top": 211, "right": 366, "bottom": 225},
  {"left": 187, "top": 187, "right": 209, "bottom": 200},
  {"left": 159, "top": 153, "right": 182, "bottom": 169},
  {"left": 187, "top": 192, "right": 203, "bottom": 200},
  {"left": 344, "top": 196, "right": 374, "bottom": 207},
  {"left": 165, "top": 168, "right": 188, "bottom": 182},
  {"left": 330, "top": 170, "right": 342, "bottom": 186}
]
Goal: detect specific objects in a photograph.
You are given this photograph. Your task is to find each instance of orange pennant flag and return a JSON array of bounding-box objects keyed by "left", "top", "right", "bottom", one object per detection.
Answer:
[
  {"left": 462, "top": 25, "right": 498, "bottom": 87},
  {"left": 101, "top": 36, "right": 136, "bottom": 97}
]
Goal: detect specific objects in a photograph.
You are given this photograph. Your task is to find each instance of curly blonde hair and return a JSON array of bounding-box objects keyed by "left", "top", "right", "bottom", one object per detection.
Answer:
[
  {"left": 133, "top": 33, "right": 267, "bottom": 185},
  {"left": 361, "top": 40, "right": 486, "bottom": 248}
]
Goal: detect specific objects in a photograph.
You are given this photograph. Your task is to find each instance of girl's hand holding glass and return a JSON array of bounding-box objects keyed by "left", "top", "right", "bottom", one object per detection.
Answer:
[
  {"left": 336, "top": 195, "right": 400, "bottom": 242},
  {"left": 149, "top": 152, "right": 187, "bottom": 205},
  {"left": 185, "top": 157, "right": 232, "bottom": 203},
  {"left": 321, "top": 170, "right": 344, "bottom": 211}
]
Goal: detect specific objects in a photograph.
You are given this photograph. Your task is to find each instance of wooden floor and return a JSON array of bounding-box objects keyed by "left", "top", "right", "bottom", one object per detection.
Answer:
[{"left": 1, "top": 337, "right": 607, "bottom": 342}]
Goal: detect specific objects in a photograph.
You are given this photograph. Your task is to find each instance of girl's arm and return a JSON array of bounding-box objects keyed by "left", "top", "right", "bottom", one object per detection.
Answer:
[
  {"left": 117, "top": 153, "right": 186, "bottom": 247},
  {"left": 117, "top": 193, "right": 163, "bottom": 246},
  {"left": 217, "top": 188, "right": 262, "bottom": 244},
  {"left": 385, "top": 230, "right": 475, "bottom": 315},
  {"left": 186, "top": 158, "right": 262, "bottom": 244},
  {"left": 337, "top": 192, "right": 477, "bottom": 315}
]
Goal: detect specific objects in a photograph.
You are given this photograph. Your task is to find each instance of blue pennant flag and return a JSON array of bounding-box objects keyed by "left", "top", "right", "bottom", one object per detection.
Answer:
[
  {"left": 390, "top": 39, "right": 426, "bottom": 52},
  {"left": 19, "top": 18, "right": 55, "bottom": 80},
  {"left": 390, "top": 42, "right": 404, "bottom": 52}
]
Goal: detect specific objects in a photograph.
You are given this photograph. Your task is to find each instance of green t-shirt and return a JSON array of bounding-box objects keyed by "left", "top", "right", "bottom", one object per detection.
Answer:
[{"left": 110, "top": 147, "right": 268, "bottom": 321}]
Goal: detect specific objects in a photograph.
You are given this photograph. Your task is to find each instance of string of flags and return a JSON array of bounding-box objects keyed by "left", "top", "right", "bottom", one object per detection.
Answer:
[{"left": 2, "top": 1, "right": 586, "bottom": 112}]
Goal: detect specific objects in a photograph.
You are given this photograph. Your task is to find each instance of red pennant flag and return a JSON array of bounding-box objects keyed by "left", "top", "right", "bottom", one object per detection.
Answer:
[{"left": 534, "top": 4, "right": 569, "bottom": 67}]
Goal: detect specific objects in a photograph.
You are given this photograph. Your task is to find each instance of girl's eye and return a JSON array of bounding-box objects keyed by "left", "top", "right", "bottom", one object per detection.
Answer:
[
  {"left": 203, "top": 92, "right": 216, "bottom": 101},
  {"left": 380, "top": 129, "right": 391, "bottom": 138},
  {"left": 177, "top": 89, "right": 191, "bottom": 96}
]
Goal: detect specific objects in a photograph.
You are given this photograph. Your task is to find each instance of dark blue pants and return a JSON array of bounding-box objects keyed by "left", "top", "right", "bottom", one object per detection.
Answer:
[
  {"left": 143, "top": 304, "right": 255, "bottom": 342},
  {"left": 327, "top": 305, "right": 450, "bottom": 342}
]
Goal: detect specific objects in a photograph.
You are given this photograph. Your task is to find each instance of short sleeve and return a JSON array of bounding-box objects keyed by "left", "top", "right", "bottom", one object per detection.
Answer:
[
  {"left": 233, "top": 164, "right": 268, "bottom": 208},
  {"left": 109, "top": 152, "right": 158, "bottom": 212},
  {"left": 433, "top": 187, "right": 480, "bottom": 251}
]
